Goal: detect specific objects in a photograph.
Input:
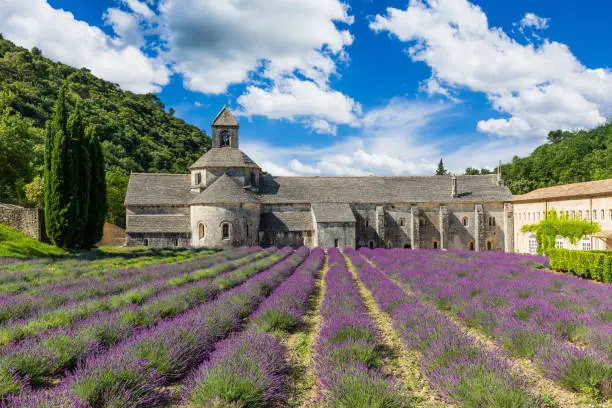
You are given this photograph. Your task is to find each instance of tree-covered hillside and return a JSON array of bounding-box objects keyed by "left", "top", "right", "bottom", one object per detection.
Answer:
[
  {"left": 501, "top": 124, "right": 612, "bottom": 195},
  {"left": 0, "top": 36, "right": 210, "bottom": 226}
]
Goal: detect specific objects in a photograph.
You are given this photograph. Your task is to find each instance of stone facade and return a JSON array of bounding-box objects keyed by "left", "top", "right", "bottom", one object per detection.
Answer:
[
  {"left": 125, "top": 107, "right": 516, "bottom": 250},
  {"left": 0, "top": 204, "right": 45, "bottom": 241}
]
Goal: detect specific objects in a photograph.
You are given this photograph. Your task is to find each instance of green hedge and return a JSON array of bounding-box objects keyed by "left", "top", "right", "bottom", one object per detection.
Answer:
[{"left": 546, "top": 249, "right": 612, "bottom": 283}]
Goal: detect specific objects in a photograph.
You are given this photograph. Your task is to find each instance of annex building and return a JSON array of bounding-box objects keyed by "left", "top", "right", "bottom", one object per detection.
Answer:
[
  {"left": 125, "top": 107, "right": 515, "bottom": 250},
  {"left": 514, "top": 179, "right": 612, "bottom": 253}
]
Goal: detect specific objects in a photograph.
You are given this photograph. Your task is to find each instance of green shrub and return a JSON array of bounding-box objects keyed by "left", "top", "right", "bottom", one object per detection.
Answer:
[{"left": 546, "top": 249, "right": 612, "bottom": 283}]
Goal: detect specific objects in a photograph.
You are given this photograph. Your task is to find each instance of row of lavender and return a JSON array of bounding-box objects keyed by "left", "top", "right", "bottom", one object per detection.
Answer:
[
  {"left": 313, "top": 248, "right": 409, "bottom": 407},
  {"left": 345, "top": 249, "right": 542, "bottom": 407},
  {"left": 0, "top": 247, "right": 213, "bottom": 293},
  {"left": 0, "top": 247, "right": 293, "bottom": 400},
  {"left": 0, "top": 247, "right": 258, "bottom": 323},
  {"left": 0, "top": 248, "right": 276, "bottom": 348},
  {"left": 362, "top": 249, "right": 612, "bottom": 403},
  {"left": 3, "top": 247, "right": 309, "bottom": 406},
  {"left": 183, "top": 248, "right": 325, "bottom": 406}
]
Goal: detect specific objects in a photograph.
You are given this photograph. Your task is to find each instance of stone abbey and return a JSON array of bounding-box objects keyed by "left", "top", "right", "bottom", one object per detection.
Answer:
[{"left": 125, "top": 107, "right": 515, "bottom": 250}]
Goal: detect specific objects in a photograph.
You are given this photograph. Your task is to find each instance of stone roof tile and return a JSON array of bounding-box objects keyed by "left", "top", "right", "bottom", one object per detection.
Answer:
[
  {"left": 261, "top": 211, "right": 313, "bottom": 231},
  {"left": 191, "top": 174, "right": 258, "bottom": 204},
  {"left": 311, "top": 203, "right": 355, "bottom": 223},
  {"left": 126, "top": 215, "right": 191, "bottom": 233},
  {"left": 189, "top": 148, "right": 260, "bottom": 170},
  {"left": 513, "top": 178, "right": 612, "bottom": 202},
  {"left": 124, "top": 173, "right": 192, "bottom": 206},
  {"left": 212, "top": 106, "right": 239, "bottom": 127}
]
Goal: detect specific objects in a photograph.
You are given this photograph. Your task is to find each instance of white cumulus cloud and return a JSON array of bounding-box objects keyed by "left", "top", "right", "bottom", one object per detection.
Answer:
[
  {"left": 371, "top": 0, "right": 612, "bottom": 138},
  {"left": 520, "top": 13, "right": 550, "bottom": 30}
]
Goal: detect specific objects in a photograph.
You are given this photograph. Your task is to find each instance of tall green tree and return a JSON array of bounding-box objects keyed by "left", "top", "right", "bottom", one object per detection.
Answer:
[
  {"left": 45, "top": 87, "right": 72, "bottom": 247},
  {"left": 83, "top": 126, "right": 107, "bottom": 248},
  {"left": 67, "top": 104, "right": 90, "bottom": 247},
  {"left": 436, "top": 158, "right": 448, "bottom": 175}
]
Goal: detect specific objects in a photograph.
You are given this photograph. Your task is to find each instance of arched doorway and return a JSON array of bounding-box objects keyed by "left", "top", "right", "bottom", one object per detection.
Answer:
[
  {"left": 469, "top": 241, "right": 475, "bottom": 251},
  {"left": 368, "top": 240, "right": 375, "bottom": 249},
  {"left": 486, "top": 241, "right": 492, "bottom": 251}
]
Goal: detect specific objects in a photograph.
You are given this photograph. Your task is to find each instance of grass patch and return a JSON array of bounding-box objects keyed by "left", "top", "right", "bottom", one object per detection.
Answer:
[{"left": 0, "top": 223, "right": 67, "bottom": 259}]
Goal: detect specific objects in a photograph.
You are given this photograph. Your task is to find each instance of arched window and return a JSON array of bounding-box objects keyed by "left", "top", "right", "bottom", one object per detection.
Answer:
[
  {"left": 593, "top": 210, "right": 596, "bottom": 220},
  {"left": 488, "top": 217, "right": 492, "bottom": 226},
  {"left": 469, "top": 241, "right": 475, "bottom": 251},
  {"left": 571, "top": 211, "right": 575, "bottom": 219},
  {"left": 432, "top": 241, "right": 439, "bottom": 249},
  {"left": 222, "top": 223, "right": 230, "bottom": 240},
  {"left": 334, "top": 239, "right": 339, "bottom": 248},
  {"left": 245, "top": 223, "right": 250, "bottom": 238},
  {"left": 199, "top": 224, "right": 205, "bottom": 239},
  {"left": 220, "top": 130, "right": 230, "bottom": 147},
  {"left": 368, "top": 240, "right": 375, "bottom": 249},
  {"left": 602, "top": 209, "right": 605, "bottom": 220},
  {"left": 555, "top": 236, "right": 563, "bottom": 249},
  {"left": 400, "top": 218, "right": 405, "bottom": 227},
  {"left": 578, "top": 210, "right": 582, "bottom": 220},
  {"left": 486, "top": 241, "right": 492, "bottom": 251},
  {"left": 493, "top": 217, "right": 496, "bottom": 226},
  {"left": 581, "top": 236, "right": 592, "bottom": 251},
  {"left": 462, "top": 217, "right": 469, "bottom": 227},
  {"left": 143, "top": 239, "right": 149, "bottom": 247}
]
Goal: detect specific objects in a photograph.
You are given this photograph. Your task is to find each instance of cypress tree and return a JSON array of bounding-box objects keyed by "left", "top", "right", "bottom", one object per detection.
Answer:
[
  {"left": 83, "top": 126, "right": 107, "bottom": 248},
  {"left": 436, "top": 158, "right": 448, "bottom": 175},
  {"left": 44, "top": 87, "right": 71, "bottom": 247},
  {"left": 67, "top": 105, "right": 90, "bottom": 247}
]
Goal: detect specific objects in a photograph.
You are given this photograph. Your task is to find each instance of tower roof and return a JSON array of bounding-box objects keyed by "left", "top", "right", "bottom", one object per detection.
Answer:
[
  {"left": 191, "top": 174, "right": 258, "bottom": 204},
  {"left": 212, "top": 106, "right": 239, "bottom": 127},
  {"left": 189, "top": 148, "right": 260, "bottom": 170}
]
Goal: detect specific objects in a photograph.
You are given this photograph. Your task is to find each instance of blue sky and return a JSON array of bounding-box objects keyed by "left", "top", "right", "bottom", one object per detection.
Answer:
[{"left": 2, "top": 0, "right": 611, "bottom": 175}]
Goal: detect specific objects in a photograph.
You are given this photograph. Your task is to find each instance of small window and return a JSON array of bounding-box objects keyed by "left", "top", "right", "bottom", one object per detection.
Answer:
[
  {"left": 537, "top": 212, "right": 540, "bottom": 221},
  {"left": 571, "top": 211, "right": 575, "bottom": 219},
  {"left": 195, "top": 172, "right": 202, "bottom": 185},
  {"left": 143, "top": 239, "right": 149, "bottom": 247},
  {"left": 462, "top": 217, "right": 469, "bottom": 227},
  {"left": 368, "top": 240, "right": 375, "bottom": 249},
  {"left": 334, "top": 239, "right": 339, "bottom": 248},
  {"left": 593, "top": 210, "right": 596, "bottom": 220},
  {"left": 565, "top": 211, "right": 569, "bottom": 219},
  {"left": 222, "top": 223, "right": 230, "bottom": 240},
  {"left": 173, "top": 238, "right": 179, "bottom": 247},
  {"left": 578, "top": 210, "right": 582, "bottom": 220},
  {"left": 400, "top": 218, "right": 405, "bottom": 227},
  {"left": 601, "top": 210, "right": 605, "bottom": 220},
  {"left": 432, "top": 241, "right": 439, "bottom": 249},
  {"left": 365, "top": 220, "right": 369, "bottom": 227},
  {"left": 469, "top": 241, "right": 475, "bottom": 251},
  {"left": 555, "top": 236, "right": 563, "bottom": 249},
  {"left": 419, "top": 219, "right": 424, "bottom": 227},
  {"left": 245, "top": 223, "right": 250, "bottom": 237},
  {"left": 198, "top": 223, "right": 205, "bottom": 239},
  {"left": 493, "top": 217, "right": 496, "bottom": 226},
  {"left": 487, "top": 241, "right": 492, "bottom": 251},
  {"left": 518, "top": 213, "right": 522, "bottom": 221},
  {"left": 220, "top": 130, "right": 230, "bottom": 147},
  {"left": 488, "top": 217, "right": 493, "bottom": 226},
  {"left": 528, "top": 234, "right": 537, "bottom": 255},
  {"left": 581, "top": 236, "right": 592, "bottom": 251}
]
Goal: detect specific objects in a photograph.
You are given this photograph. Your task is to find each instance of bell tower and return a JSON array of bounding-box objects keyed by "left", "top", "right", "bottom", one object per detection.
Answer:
[{"left": 211, "top": 106, "right": 239, "bottom": 149}]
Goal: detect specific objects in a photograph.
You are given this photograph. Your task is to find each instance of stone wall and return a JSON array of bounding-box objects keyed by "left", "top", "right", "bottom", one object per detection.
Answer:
[
  {"left": 126, "top": 233, "right": 191, "bottom": 247},
  {"left": 191, "top": 203, "right": 260, "bottom": 248},
  {"left": 315, "top": 222, "right": 356, "bottom": 249},
  {"left": 0, "top": 204, "right": 45, "bottom": 241}
]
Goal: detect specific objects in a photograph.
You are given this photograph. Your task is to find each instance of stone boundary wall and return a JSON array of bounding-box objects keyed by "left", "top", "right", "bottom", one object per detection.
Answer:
[{"left": 0, "top": 204, "right": 45, "bottom": 241}]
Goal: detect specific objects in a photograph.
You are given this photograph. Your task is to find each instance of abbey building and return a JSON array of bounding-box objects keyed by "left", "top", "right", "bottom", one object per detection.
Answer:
[{"left": 125, "top": 107, "right": 514, "bottom": 251}]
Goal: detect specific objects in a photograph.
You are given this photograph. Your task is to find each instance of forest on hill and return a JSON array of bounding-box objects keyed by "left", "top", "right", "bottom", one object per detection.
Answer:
[
  {"left": 0, "top": 36, "right": 210, "bottom": 226},
  {"left": 500, "top": 124, "right": 612, "bottom": 194}
]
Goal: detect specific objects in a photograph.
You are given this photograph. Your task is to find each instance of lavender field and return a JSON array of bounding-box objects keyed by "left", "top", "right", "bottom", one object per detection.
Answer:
[{"left": 0, "top": 247, "right": 610, "bottom": 407}]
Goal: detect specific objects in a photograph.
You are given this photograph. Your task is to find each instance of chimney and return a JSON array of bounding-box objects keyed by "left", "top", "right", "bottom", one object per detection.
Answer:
[
  {"left": 497, "top": 160, "right": 504, "bottom": 186},
  {"left": 451, "top": 174, "right": 457, "bottom": 198}
]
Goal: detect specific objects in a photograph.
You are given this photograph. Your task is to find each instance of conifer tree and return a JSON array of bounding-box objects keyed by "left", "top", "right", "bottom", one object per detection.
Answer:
[
  {"left": 68, "top": 104, "right": 90, "bottom": 247},
  {"left": 436, "top": 158, "right": 448, "bottom": 175},
  {"left": 83, "top": 126, "right": 107, "bottom": 248},
  {"left": 44, "top": 87, "right": 71, "bottom": 247}
]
